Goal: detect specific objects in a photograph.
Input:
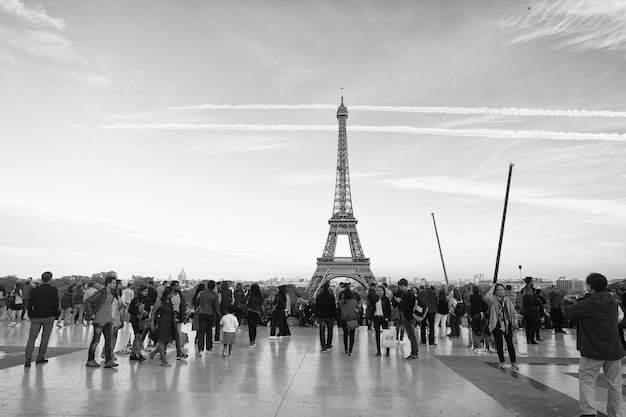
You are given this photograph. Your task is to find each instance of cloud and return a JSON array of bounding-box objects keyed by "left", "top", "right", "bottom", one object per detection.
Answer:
[
  {"left": 1, "top": 26, "right": 84, "bottom": 62},
  {"left": 502, "top": 0, "right": 626, "bottom": 53},
  {"left": 99, "top": 122, "right": 626, "bottom": 143},
  {"left": 381, "top": 176, "right": 626, "bottom": 225},
  {"left": 167, "top": 103, "right": 626, "bottom": 118},
  {"left": 0, "top": 0, "right": 65, "bottom": 31}
]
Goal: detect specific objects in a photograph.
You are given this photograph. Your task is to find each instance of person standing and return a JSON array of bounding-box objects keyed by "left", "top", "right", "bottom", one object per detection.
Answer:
[
  {"left": 149, "top": 287, "right": 175, "bottom": 366},
  {"left": 215, "top": 281, "right": 232, "bottom": 343},
  {"left": 549, "top": 287, "right": 565, "bottom": 333},
  {"left": 56, "top": 284, "right": 75, "bottom": 327},
  {"left": 219, "top": 305, "right": 239, "bottom": 357},
  {"left": 419, "top": 285, "right": 437, "bottom": 346},
  {"left": 84, "top": 276, "right": 118, "bottom": 368},
  {"left": 338, "top": 285, "right": 359, "bottom": 356},
  {"left": 244, "top": 284, "right": 264, "bottom": 347},
  {"left": 397, "top": 279, "right": 418, "bottom": 360},
  {"left": 169, "top": 281, "right": 188, "bottom": 360},
  {"left": 485, "top": 283, "right": 518, "bottom": 370},
  {"left": 372, "top": 286, "right": 392, "bottom": 357},
  {"left": 128, "top": 285, "right": 150, "bottom": 361},
  {"left": 21, "top": 277, "right": 33, "bottom": 320},
  {"left": 73, "top": 282, "right": 85, "bottom": 325},
  {"left": 196, "top": 280, "right": 220, "bottom": 355},
  {"left": 82, "top": 282, "right": 97, "bottom": 328},
  {"left": 448, "top": 288, "right": 463, "bottom": 338},
  {"left": 562, "top": 273, "right": 625, "bottom": 417},
  {"left": 520, "top": 276, "right": 537, "bottom": 344},
  {"left": 315, "top": 282, "right": 336, "bottom": 352},
  {"left": 233, "top": 283, "right": 246, "bottom": 325},
  {"left": 24, "top": 272, "right": 59, "bottom": 367},
  {"left": 434, "top": 289, "right": 449, "bottom": 340}
]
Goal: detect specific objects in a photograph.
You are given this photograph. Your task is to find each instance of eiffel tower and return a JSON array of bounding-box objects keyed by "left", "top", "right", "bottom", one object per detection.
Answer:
[{"left": 305, "top": 97, "right": 376, "bottom": 298}]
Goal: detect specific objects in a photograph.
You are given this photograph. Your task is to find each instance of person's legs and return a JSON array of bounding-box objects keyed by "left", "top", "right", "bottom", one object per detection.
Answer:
[
  {"left": 403, "top": 318, "right": 418, "bottom": 356},
  {"left": 373, "top": 316, "right": 382, "bottom": 353},
  {"left": 492, "top": 328, "right": 505, "bottom": 364},
  {"left": 206, "top": 315, "right": 215, "bottom": 351},
  {"left": 270, "top": 311, "right": 278, "bottom": 336},
  {"left": 88, "top": 323, "right": 104, "bottom": 361},
  {"left": 102, "top": 322, "right": 113, "bottom": 361},
  {"left": 282, "top": 312, "right": 291, "bottom": 336},
  {"left": 64, "top": 307, "right": 72, "bottom": 326},
  {"left": 246, "top": 311, "right": 258, "bottom": 344},
  {"left": 214, "top": 314, "right": 221, "bottom": 341},
  {"left": 173, "top": 321, "right": 182, "bottom": 356},
  {"left": 504, "top": 328, "right": 516, "bottom": 364},
  {"left": 524, "top": 315, "right": 535, "bottom": 343},
  {"left": 427, "top": 313, "right": 435, "bottom": 344},
  {"left": 603, "top": 359, "right": 623, "bottom": 417},
  {"left": 158, "top": 341, "right": 167, "bottom": 363},
  {"left": 75, "top": 304, "right": 84, "bottom": 325},
  {"left": 25, "top": 318, "right": 44, "bottom": 363},
  {"left": 420, "top": 316, "right": 427, "bottom": 343},
  {"left": 21, "top": 299, "right": 29, "bottom": 320},
  {"left": 327, "top": 319, "right": 334, "bottom": 348},
  {"left": 319, "top": 318, "right": 328, "bottom": 349},
  {"left": 578, "top": 356, "right": 602, "bottom": 416},
  {"left": 348, "top": 329, "right": 355, "bottom": 354},
  {"left": 197, "top": 314, "right": 208, "bottom": 351},
  {"left": 343, "top": 324, "right": 349, "bottom": 352},
  {"left": 37, "top": 318, "right": 54, "bottom": 361}
]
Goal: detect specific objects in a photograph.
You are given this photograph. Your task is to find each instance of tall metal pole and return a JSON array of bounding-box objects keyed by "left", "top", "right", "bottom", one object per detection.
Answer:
[
  {"left": 493, "top": 163, "right": 515, "bottom": 283},
  {"left": 431, "top": 213, "right": 449, "bottom": 286}
]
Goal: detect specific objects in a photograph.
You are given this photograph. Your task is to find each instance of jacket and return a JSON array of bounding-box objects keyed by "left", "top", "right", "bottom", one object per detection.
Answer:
[
  {"left": 398, "top": 291, "right": 416, "bottom": 321},
  {"left": 84, "top": 288, "right": 109, "bottom": 319},
  {"left": 372, "top": 295, "right": 392, "bottom": 320},
  {"left": 485, "top": 286, "right": 518, "bottom": 334},
  {"left": 315, "top": 290, "right": 336, "bottom": 319},
  {"left": 196, "top": 289, "right": 220, "bottom": 316},
  {"left": 562, "top": 291, "right": 626, "bottom": 361},
  {"left": 28, "top": 283, "right": 59, "bottom": 319},
  {"left": 418, "top": 288, "right": 438, "bottom": 314}
]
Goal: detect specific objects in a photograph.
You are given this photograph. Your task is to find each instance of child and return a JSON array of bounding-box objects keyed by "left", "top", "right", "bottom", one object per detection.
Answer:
[
  {"left": 471, "top": 311, "right": 491, "bottom": 353},
  {"left": 219, "top": 305, "right": 239, "bottom": 357}
]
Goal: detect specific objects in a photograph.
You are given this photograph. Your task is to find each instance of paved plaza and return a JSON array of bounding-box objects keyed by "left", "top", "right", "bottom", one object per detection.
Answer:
[{"left": 0, "top": 320, "right": 623, "bottom": 417}]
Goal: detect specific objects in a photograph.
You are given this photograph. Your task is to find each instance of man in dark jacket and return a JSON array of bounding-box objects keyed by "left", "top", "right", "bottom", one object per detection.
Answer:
[
  {"left": 418, "top": 285, "right": 437, "bottom": 345},
  {"left": 398, "top": 278, "right": 418, "bottom": 359},
  {"left": 315, "top": 282, "right": 336, "bottom": 352},
  {"left": 24, "top": 271, "right": 59, "bottom": 367},
  {"left": 562, "top": 273, "right": 625, "bottom": 417}
]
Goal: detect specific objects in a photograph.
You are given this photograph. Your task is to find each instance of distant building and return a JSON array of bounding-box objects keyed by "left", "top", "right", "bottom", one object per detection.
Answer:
[
  {"left": 177, "top": 268, "right": 188, "bottom": 285},
  {"left": 556, "top": 278, "right": 572, "bottom": 292}
]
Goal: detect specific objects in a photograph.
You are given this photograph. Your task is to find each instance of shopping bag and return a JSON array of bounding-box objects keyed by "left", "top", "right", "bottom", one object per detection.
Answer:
[{"left": 381, "top": 328, "right": 396, "bottom": 349}]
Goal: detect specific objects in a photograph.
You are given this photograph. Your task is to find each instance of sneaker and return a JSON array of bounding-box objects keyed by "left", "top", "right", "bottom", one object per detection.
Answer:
[
  {"left": 35, "top": 359, "right": 48, "bottom": 364},
  {"left": 499, "top": 362, "right": 506, "bottom": 369},
  {"left": 196, "top": 351, "right": 203, "bottom": 357},
  {"left": 176, "top": 354, "right": 188, "bottom": 360},
  {"left": 104, "top": 360, "right": 118, "bottom": 368},
  {"left": 56, "top": 323, "right": 62, "bottom": 328},
  {"left": 374, "top": 352, "right": 381, "bottom": 357},
  {"left": 511, "top": 364, "right": 519, "bottom": 371},
  {"left": 222, "top": 351, "right": 227, "bottom": 357},
  {"left": 24, "top": 362, "right": 31, "bottom": 368},
  {"left": 405, "top": 354, "right": 418, "bottom": 360},
  {"left": 86, "top": 360, "right": 100, "bottom": 367},
  {"left": 160, "top": 361, "right": 171, "bottom": 367},
  {"left": 248, "top": 344, "right": 255, "bottom": 348},
  {"left": 268, "top": 336, "right": 277, "bottom": 340},
  {"left": 322, "top": 349, "right": 327, "bottom": 353},
  {"left": 8, "top": 323, "right": 15, "bottom": 327},
  {"left": 15, "top": 323, "right": 21, "bottom": 327}
]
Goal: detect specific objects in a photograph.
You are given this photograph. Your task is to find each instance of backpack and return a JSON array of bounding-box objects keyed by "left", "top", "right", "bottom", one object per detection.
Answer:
[
  {"left": 412, "top": 299, "right": 428, "bottom": 322},
  {"left": 453, "top": 301, "right": 465, "bottom": 316}
]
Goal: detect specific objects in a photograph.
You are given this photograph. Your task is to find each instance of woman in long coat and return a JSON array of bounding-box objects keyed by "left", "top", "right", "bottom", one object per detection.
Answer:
[{"left": 150, "top": 287, "right": 175, "bottom": 366}]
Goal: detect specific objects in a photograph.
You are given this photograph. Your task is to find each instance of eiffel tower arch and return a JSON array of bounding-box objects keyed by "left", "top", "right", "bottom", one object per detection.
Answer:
[{"left": 305, "top": 98, "right": 376, "bottom": 298}]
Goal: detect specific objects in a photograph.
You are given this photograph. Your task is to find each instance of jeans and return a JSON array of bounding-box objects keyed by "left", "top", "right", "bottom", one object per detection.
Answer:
[
  {"left": 197, "top": 314, "right": 215, "bottom": 352},
  {"left": 21, "top": 299, "right": 30, "bottom": 320},
  {"left": 373, "top": 316, "right": 389, "bottom": 353},
  {"left": 318, "top": 317, "right": 334, "bottom": 349},
  {"left": 579, "top": 356, "right": 623, "bottom": 417},
  {"left": 449, "top": 315, "right": 461, "bottom": 337},
  {"left": 88, "top": 321, "right": 113, "bottom": 361},
  {"left": 246, "top": 311, "right": 260, "bottom": 343},
  {"left": 420, "top": 312, "right": 435, "bottom": 344},
  {"left": 492, "top": 325, "right": 516, "bottom": 364},
  {"left": 523, "top": 315, "right": 535, "bottom": 343},
  {"left": 434, "top": 313, "right": 448, "bottom": 339},
  {"left": 342, "top": 324, "right": 355, "bottom": 353},
  {"left": 173, "top": 321, "right": 183, "bottom": 356},
  {"left": 402, "top": 318, "right": 418, "bottom": 355},
  {"left": 73, "top": 304, "right": 84, "bottom": 324},
  {"left": 25, "top": 317, "right": 54, "bottom": 362}
]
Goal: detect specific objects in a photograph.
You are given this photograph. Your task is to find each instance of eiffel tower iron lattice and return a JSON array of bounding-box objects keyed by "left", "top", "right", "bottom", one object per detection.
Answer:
[{"left": 305, "top": 98, "right": 376, "bottom": 298}]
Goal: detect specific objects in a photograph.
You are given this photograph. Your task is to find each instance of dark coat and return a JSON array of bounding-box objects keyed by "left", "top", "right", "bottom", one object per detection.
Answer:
[
  {"left": 315, "top": 290, "right": 336, "bottom": 319},
  {"left": 562, "top": 291, "right": 626, "bottom": 361}
]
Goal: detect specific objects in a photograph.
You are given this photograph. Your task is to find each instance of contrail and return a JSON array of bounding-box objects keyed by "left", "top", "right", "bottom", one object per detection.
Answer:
[
  {"left": 167, "top": 103, "right": 626, "bottom": 118},
  {"left": 100, "top": 123, "right": 626, "bottom": 142}
]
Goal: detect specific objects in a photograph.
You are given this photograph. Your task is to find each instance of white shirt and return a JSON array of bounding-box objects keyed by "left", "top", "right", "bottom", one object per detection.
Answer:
[
  {"left": 219, "top": 313, "right": 239, "bottom": 333},
  {"left": 374, "top": 299, "right": 383, "bottom": 317},
  {"left": 122, "top": 288, "right": 134, "bottom": 305}
]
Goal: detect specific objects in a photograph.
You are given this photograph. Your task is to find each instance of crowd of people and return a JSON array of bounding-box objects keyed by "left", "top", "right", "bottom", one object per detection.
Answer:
[{"left": 6, "top": 271, "right": 625, "bottom": 417}]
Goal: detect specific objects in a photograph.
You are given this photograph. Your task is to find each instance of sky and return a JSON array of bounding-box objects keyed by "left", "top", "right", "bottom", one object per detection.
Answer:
[{"left": 1, "top": 0, "right": 625, "bottom": 284}]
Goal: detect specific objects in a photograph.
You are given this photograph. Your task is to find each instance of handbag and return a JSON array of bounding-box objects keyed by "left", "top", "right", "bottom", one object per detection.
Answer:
[
  {"left": 412, "top": 303, "right": 427, "bottom": 323},
  {"left": 346, "top": 319, "right": 359, "bottom": 329},
  {"left": 381, "top": 328, "right": 396, "bottom": 348}
]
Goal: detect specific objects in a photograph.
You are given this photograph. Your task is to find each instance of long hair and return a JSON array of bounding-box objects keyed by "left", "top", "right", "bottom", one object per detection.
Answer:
[
  {"left": 161, "top": 287, "right": 173, "bottom": 302},
  {"left": 250, "top": 284, "right": 261, "bottom": 296},
  {"left": 192, "top": 284, "right": 206, "bottom": 305}
]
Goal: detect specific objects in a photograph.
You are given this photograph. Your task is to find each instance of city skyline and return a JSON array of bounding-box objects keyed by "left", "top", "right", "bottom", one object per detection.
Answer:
[{"left": 1, "top": 1, "right": 625, "bottom": 282}]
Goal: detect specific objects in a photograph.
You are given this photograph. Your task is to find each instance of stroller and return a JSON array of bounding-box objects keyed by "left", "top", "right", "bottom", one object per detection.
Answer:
[{"left": 299, "top": 304, "right": 317, "bottom": 327}]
